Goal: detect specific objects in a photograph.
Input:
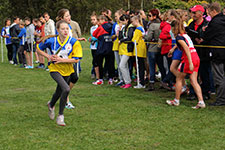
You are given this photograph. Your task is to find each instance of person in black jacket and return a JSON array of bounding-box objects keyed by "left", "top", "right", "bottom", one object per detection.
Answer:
[
  {"left": 92, "top": 15, "right": 115, "bottom": 85},
  {"left": 186, "top": 5, "right": 211, "bottom": 100},
  {"left": 10, "top": 16, "right": 20, "bottom": 65},
  {"left": 202, "top": 2, "right": 225, "bottom": 106}
]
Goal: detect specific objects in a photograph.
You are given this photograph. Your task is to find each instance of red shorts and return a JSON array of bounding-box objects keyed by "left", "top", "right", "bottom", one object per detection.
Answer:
[{"left": 178, "top": 54, "right": 200, "bottom": 74}]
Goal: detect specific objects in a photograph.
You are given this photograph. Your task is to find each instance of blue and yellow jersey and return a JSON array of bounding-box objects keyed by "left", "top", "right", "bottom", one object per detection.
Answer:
[
  {"left": 111, "top": 22, "right": 120, "bottom": 51},
  {"left": 37, "top": 35, "right": 82, "bottom": 76},
  {"left": 132, "top": 26, "right": 147, "bottom": 58}
]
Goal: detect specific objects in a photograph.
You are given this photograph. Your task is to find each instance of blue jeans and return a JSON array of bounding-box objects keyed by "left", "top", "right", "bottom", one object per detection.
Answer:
[
  {"left": 162, "top": 54, "right": 175, "bottom": 86},
  {"left": 12, "top": 43, "right": 20, "bottom": 64},
  {"left": 148, "top": 52, "right": 166, "bottom": 83}
]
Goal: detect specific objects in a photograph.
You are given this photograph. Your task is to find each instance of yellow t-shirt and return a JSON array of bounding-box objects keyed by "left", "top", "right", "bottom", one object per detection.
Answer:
[
  {"left": 37, "top": 36, "right": 82, "bottom": 76},
  {"left": 132, "top": 26, "right": 147, "bottom": 58}
]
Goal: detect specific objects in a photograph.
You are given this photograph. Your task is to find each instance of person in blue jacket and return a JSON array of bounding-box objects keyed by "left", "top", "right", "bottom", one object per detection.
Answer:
[
  {"left": 1, "top": 18, "right": 13, "bottom": 64},
  {"left": 17, "top": 20, "right": 27, "bottom": 67}
]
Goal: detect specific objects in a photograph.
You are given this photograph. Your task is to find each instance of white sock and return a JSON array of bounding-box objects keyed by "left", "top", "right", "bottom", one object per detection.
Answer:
[
  {"left": 199, "top": 101, "right": 205, "bottom": 105},
  {"left": 174, "top": 98, "right": 180, "bottom": 103}
]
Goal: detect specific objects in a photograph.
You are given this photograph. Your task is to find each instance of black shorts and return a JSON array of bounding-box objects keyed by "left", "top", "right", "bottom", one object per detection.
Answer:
[{"left": 24, "top": 42, "right": 36, "bottom": 52}]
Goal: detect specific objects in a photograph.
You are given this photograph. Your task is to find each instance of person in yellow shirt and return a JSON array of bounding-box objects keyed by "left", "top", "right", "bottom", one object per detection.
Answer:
[
  {"left": 131, "top": 16, "right": 147, "bottom": 88},
  {"left": 37, "top": 20, "right": 82, "bottom": 126},
  {"left": 118, "top": 14, "right": 134, "bottom": 88},
  {"left": 111, "top": 9, "right": 125, "bottom": 85}
]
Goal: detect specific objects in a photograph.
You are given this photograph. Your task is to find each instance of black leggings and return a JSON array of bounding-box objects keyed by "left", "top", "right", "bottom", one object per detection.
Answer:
[
  {"left": 6, "top": 44, "right": 13, "bottom": 61},
  {"left": 50, "top": 72, "right": 70, "bottom": 115},
  {"left": 96, "top": 52, "right": 115, "bottom": 79}
]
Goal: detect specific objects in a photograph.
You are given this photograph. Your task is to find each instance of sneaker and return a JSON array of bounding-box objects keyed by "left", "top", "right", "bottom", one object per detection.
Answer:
[
  {"left": 36, "top": 65, "right": 45, "bottom": 69},
  {"left": 108, "top": 79, "right": 113, "bottom": 85},
  {"left": 56, "top": 115, "right": 66, "bottom": 126},
  {"left": 147, "top": 83, "right": 154, "bottom": 91},
  {"left": 133, "top": 84, "right": 145, "bottom": 89},
  {"left": 92, "top": 79, "right": 103, "bottom": 85},
  {"left": 116, "top": 81, "right": 124, "bottom": 86},
  {"left": 160, "top": 81, "right": 172, "bottom": 90},
  {"left": 192, "top": 102, "right": 206, "bottom": 109},
  {"left": 166, "top": 99, "right": 180, "bottom": 106},
  {"left": 47, "top": 101, "right": 55, "bottom": 120},
  {"left": 65, "top": 101, "right": 75, "bottom": 109},
  {"left": 9, "top": 60, "right": 14, "bottom": 64},
  {"left": 35, "top": 60, "right": 39, "bottom": 64},
  {"left": 120, "top": 84, "right": 126, "bottom": 88},
  {"left": 181, "top": 85, "right": 187, "bottom": 94},
  {"left": 122, "top": 84, "right": 132, "bottom": 89}
]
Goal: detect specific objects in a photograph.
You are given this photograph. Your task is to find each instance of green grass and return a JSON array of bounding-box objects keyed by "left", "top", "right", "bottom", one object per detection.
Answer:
[{"left": 0, "top": 40, "right": 225, "bottom": 150}]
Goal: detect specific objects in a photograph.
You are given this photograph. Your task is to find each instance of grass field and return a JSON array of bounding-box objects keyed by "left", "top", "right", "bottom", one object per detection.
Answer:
[{"left": 0, "top": 40, "right": 225, "bottom": 150}]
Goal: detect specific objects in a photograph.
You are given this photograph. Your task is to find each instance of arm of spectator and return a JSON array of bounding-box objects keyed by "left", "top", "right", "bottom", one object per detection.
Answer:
[
  {"left": 49, "top": 21, "right": 56, "bottom": 35},
  {"left": 202, "top": 23, "right": 217, "bottom": 42},
  {"left": 75, "top": 22, "right": 82, "bottom": 38}
]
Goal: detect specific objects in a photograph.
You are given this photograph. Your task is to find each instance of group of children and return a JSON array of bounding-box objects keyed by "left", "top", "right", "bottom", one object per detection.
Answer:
[
  {"left": 1, "top": 6, "right": 213, "bottom": 126},
  {"left": 89, "top": 8, "right": 207, "bottom": 110}
]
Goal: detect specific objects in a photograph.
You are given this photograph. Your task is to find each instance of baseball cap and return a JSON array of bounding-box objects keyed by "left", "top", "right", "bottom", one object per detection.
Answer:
[{"left": 190, "top": 5, "right": 205, "bottom": 13}]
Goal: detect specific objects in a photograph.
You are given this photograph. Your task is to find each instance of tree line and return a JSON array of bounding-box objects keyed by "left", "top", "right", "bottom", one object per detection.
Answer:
[{"left": 0, "top": 0, "right": 224, "bottom": 33}]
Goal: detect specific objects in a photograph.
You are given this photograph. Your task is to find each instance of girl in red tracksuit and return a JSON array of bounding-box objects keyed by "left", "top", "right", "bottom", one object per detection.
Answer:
[{"left": 166, "top": 19, "right": 205, "bottom": 109}]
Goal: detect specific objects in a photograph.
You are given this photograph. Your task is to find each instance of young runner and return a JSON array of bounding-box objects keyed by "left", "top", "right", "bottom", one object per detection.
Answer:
[
  {"left": 166, "top": 19, "right": 205, "bottom": 109},
  {"left": 56, "top": 8, "right": 86, "bottom": 109},
  {"left": 37, "top": 20, "right": 82, "bottom": 126}
]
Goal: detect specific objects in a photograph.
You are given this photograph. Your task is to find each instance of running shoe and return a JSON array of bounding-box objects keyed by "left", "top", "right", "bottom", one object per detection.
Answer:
[
  {"left": 122, "top": 84, "right": 132, "bottom": 89},
  {"left": 192, "top": 102, "right": 206, "bottom": 109},
  {"left": 9, "top": 60, "right": 14, "bottom": 64},
  {"left": 116, "top": 81, "right": 124, "bottom": 86},
  {"left": 133, "top": 84, "right": 145, "bottom": 89},
  {"left": 47, "top": 101, "right": 55, "bottom": 120},
  {"left": 108, "top": 79, "right": 113, "bottom": 85},
  {"left": 56, "top": 115, "right": 66, "bottom": 126},
  {"left": 181, "top": 85, "right": 187, "bottom": 94},
  {"left": 166, "top": 99, "right": 180, "bottom": 106},
  {"left": 92, "top": 79, "right": 103, "bottom": 85},
  {"left": 65, "top": 101, "right": 75, "bottom": 109}
]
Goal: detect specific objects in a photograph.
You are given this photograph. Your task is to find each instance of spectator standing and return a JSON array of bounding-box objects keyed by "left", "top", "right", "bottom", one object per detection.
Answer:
[
  {"left": 1, "top": 18, "right": 13, "bottom": 64},
  {"left": 186, "top": 5, "right": 211, "bottom": 100},
  {"left": 203, "top": 2, "right": 225, "bottom": 106},
  {"left": 10, "top": 16, "right": 20, "bottom": 65}
]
